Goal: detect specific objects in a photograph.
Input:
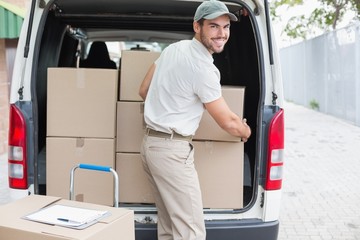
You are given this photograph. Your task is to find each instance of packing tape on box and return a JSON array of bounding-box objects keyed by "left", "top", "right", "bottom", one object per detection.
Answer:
[
  {"left": 76, "top": 138, "right": 85, "bottom": 148},
  {"left": 204, "top": 141, "right": 214, "bottom": 154},
  {"left": 76, "top": 70, "right": 86, "bottom": 88},
  {"left": 75, "top": 138, "right": 85, "bottom": 156}
]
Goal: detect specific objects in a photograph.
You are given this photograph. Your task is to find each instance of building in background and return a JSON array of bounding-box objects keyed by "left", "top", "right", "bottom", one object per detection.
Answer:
[{"left": 0, "top": 0, "right": 27, "bottom": 155}]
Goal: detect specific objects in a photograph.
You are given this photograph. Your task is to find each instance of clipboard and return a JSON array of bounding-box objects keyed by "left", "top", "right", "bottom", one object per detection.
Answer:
[{"left": 23, "top": 204, "right": 111, "bottom": 229}]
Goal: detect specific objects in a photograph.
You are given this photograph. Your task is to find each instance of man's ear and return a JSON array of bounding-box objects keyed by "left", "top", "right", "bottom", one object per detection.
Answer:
[{"left": 193, "top": 21, "right": 201, "bottom": 33}]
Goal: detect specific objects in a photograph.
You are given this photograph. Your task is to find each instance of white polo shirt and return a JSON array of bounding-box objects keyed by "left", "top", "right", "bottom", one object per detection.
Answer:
[{"left": 144, "top": 38, "right": 221, "bottom": 136}]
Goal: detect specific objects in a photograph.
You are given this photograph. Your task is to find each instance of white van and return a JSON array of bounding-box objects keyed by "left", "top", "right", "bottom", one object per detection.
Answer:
[{"left": 8, "top": 0, "right": 285, "bottom": 239}]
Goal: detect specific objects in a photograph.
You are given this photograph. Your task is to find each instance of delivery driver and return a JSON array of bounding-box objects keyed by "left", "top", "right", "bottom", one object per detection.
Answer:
[{"left": 138, "top": 0, "right": 251, "bottom": 239}]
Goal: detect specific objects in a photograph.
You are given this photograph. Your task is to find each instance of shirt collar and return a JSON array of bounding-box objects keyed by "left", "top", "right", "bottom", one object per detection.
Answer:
[{"left": 191, "top": 38, "right": 214, "bottom": 62}]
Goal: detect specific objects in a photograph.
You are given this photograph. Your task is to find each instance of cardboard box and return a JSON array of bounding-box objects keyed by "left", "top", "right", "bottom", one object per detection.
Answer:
[
  {"left": 47, "top": 137, "right": 115, "bottom": 206},
  {"left": 194, "top": 86, "right": 245, "bottom": 142},
  {"left": 0, "top": 195, "right": 134, "bottom": 240},
  {"left": 193, "top": 141, "right": 244, "bottom": 209},
  {"left": 47, "top": 68, "right": 118, "bottom": 138},
  {"left": 116, "top": 101, "right": 145, "bottom": 153},
  {"left": 119, "top": 51, "right": 160, "bottom": 101},
  {"left": 115, "top": 142, "right": 244, "bottom": 209},
  {"left": 116, "top": 153, "right": 155, "bottom": 204}
]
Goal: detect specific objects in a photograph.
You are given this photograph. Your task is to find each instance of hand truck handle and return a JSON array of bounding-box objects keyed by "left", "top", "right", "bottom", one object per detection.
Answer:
[
  {"left": 79, "top": 163, "right": 111, "bottom": 172},
  {"left": 70, "top": 163, "right": 119, "bottom": 208}
]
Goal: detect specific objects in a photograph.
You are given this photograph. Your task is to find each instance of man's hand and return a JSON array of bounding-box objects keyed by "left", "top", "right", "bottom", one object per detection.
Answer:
[
  {"left": 241, "top": 118, "right": 251, "bottom": 142},
  {"left": 204, "top": 97, "right": 251, "bottom": 140}
]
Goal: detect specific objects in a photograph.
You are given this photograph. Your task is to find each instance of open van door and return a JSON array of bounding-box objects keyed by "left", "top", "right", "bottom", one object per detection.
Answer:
[{"left": 8, "top": 0, "right": 41, "bottom": 193}]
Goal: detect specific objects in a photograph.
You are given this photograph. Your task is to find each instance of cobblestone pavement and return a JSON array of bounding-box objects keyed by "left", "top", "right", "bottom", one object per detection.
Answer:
[
  {"left": 0, "top": 152, "right": 11, "bottom": 205},
  {"left": 278, "top": 102, "right": 360, "bottom": 240},
  {"left": 1, "top": 102, "right": 360, "bottom": 239}
]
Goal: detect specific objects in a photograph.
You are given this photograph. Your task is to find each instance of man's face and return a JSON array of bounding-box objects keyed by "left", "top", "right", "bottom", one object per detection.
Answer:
[{"left": 194, "top": 15, "right": 231, "bottom": 54}]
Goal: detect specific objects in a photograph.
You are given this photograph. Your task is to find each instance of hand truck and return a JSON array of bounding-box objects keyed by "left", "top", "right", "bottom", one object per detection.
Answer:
[{"left": 69, "top": 163, "right": 119, "bottom": 207}]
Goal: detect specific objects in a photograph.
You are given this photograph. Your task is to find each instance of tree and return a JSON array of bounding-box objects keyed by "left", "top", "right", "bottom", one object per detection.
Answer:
[{"left": 271, "top": 0, "right": 360, "bottom": 40}]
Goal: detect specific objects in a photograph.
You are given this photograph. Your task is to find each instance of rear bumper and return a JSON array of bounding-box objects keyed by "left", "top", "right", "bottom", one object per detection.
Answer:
[{"left": 135, "top": 219, "right": 279, "bottom": 240}]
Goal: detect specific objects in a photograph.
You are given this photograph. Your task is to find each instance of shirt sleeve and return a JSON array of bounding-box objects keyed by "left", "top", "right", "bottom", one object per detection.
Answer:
[{"left": 193, "top": 68, "right": 222, "bottom": 103}]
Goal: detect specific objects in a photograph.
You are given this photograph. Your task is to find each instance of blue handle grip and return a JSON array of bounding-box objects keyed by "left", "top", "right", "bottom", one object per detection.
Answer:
[{"left": 78, "top": 163, "right": 111, "bottom": 172}]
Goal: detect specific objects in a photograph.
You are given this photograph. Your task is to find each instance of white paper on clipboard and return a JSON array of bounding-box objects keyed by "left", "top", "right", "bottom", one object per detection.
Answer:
[{"left": 23, "top": 204, "right": 110, "bottom": 229}]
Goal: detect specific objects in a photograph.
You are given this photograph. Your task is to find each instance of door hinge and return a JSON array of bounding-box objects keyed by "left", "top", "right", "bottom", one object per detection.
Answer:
[
  {"left": 18, "top": 86, "right": 24, "bottom": 101},
  {"left": 272, "top": 91, "right": 278, "bottom": 105}
]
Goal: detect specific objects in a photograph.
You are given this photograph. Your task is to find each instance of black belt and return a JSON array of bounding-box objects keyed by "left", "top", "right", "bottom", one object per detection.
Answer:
[{"left": 146, "top": 128, "right": 193, "bottom": 142}]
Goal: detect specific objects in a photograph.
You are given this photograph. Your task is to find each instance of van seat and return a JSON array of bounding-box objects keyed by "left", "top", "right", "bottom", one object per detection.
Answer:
[{"left": 80, "top": 41, "right": 117, "bottom": 69}]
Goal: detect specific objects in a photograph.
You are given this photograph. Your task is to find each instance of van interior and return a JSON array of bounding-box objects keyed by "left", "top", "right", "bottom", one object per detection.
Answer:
[{"left": 34, "top": 0, "right": 261, "bottom": 213}]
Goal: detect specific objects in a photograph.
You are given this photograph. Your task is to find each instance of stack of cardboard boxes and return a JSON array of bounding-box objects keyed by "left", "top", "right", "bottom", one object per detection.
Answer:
[
  {"left": 116, "top": 51, "right": 160, "bottom": 204},
  {"left": 115, "top": 51, "right": 245, "bottom": 209},
  {"left": 47, "top": 68, "right": 118, "bottom": 206},
  {"left": 193, "top": 86, "right": 245, "bottom": 209},
  {"left": 46, "top": 50, "right": 245, "bottom": 209}
]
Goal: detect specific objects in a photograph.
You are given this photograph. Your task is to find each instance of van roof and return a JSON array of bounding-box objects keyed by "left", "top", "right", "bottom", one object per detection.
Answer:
[{"left": 53, "top": 0, "right": 242, "bottom": 19}]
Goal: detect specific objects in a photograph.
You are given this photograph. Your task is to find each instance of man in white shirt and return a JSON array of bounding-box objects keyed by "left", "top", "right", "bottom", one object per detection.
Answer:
[{"left": 139, "top": 1, "right": 251, "bottom": 239}]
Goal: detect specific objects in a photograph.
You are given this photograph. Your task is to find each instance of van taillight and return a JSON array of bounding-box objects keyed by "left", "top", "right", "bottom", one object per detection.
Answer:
[
  {"left": 8, "top": 104, "right": 28, "bottom": 189},
  {"left": 265, "top": 109, "right": 284, "bottom": 191}
]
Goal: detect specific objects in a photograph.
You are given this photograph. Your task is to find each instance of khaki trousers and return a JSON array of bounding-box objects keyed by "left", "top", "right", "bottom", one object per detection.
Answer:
[{"left": 140, "top": 136, "right": 206, "bottom": 240}]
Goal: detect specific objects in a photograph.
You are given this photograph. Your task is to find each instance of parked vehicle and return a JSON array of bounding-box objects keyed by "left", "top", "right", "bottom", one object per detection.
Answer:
[{"left": 8, "top": 0, "right": 284, "bottom": 239}]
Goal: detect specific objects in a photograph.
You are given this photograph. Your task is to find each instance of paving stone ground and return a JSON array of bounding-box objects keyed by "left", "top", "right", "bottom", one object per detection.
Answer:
[
  {"left": 0, "top": 152, "right": 11, "bottom": 205},
  {"left": 278, "top": 102, "right": 360, "bottom": 240}
]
